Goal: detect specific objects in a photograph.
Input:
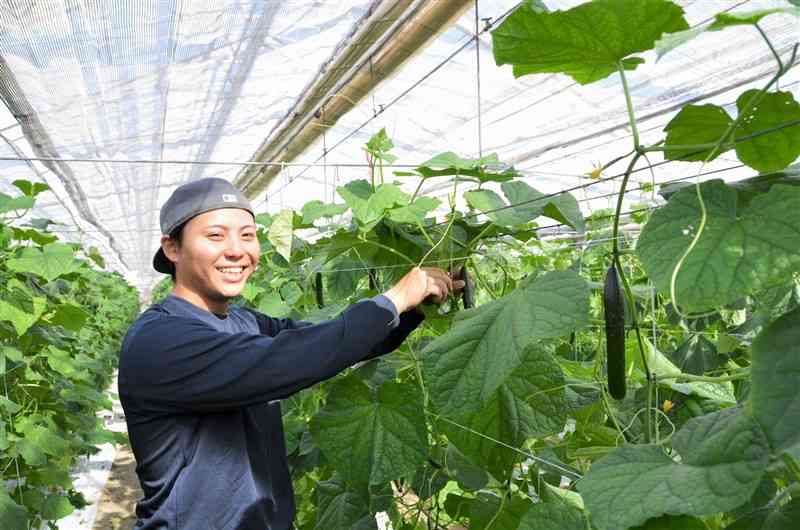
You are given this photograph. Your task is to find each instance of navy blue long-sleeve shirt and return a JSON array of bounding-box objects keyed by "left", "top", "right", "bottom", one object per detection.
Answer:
[{"left": 118, "top": 293, "right": 423, "bottom": 530}]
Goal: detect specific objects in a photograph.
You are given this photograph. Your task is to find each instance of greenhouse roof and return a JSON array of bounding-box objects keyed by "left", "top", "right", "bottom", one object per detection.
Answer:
[{"left": 0, "top": 0, "right": 797, "bottom": 295}]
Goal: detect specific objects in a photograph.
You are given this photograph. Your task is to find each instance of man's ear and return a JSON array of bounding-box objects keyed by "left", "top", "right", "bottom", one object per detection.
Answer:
[{"left": 161, "top": 235, "right": 179, "bottom": 265}]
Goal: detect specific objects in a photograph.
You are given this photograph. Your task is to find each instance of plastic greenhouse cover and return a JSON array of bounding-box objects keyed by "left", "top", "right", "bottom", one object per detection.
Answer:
[{"left": 0, "top": 0, "right": 797, "bottom": 296}]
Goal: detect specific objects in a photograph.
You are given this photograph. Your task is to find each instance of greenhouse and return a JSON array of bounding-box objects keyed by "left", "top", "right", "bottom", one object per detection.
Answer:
[{"left": 1, "top": 0, "right": 799, "bottom": 528}]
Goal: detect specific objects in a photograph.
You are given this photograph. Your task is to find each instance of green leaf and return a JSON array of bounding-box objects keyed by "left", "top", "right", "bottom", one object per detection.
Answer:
[
  {"left": 0, "top": 295, "right": 47, "bottom": 337},
  {"left": 0, "top": 193, "right": 35, "bottom": 214},
  {"left": 256, "top": 292, "right": 290, "bottom": 318},
  {"left": 708, "top": 8, "right": 800, "bottom": 30},
  {"left": 423, "top": 270, "right": 589, "bottom": 420},
  {"left": 314, "top": 475, "right": 377, "bottom": 530},
  {"left": 12, "top": 179, "right": 49, "bottom": 197},
  {"left": 0, "top": 487, "right": 28, "bottom": 530},
  {"left": 337, "top": 180, "right": 407, "bottom": 230},
  {"left": 465, "top": 189, "right": 531, "bottom": 226},
  {"left": 267, "top": 209, "right": 294, "bottom": 263},
  {"left": 87, "top": 246, "right": 106, "bottom": 268},
  {"left": 301, "top": 200, "right": 348, "bottom": 225},
  {"left": 445, "top": 443, "right": 489, "bottom": 491},
  {"left": 656, "top": 8, "right": 800, "bottom": 59},
  {"left": 240, "top": 283, "right": 265, "bottom": 303},
  {"left": 518, "top": 494, "right": 589, "bottom": 530},
  {"left": 17, "top": 425, "right": 70, "bottom": 466},
  {"left": 399, "top": 152, "right": 519, "bottom": 183},
  {"left": 630, "top": 515, "right": 707, "bottom": 530},
  {"left": 468, "top": 492, "right": 532, "bottom": 530},
  {"left": 663, "top": 104, "right": 733, "bottom": 162},
  {"left": 734, "top": 90, "right": 800, "bottom": 173},
  {"left": 492, "top": 0, "right": 688, "bottom": 84},
  {"left": 48, "top": 303, "right": 90, "bottom": 332},
  {"left": 443, "top": 344, "right": 567, "bottom": 479},
  {"left": 726, "top": 496, "right": 800, "bottom": 530},
  {"left": 385, "top": 196, "right": 440, "bottom": 225},
  {"left": 636, "top": 181, "right": 800, "bottom": 312},
  {"left": 310, "top": 377, "right": 427, "bottom": 486},
  {"left": 751, "top": 307, "right": 800, "bottom": 454},
  {"left": 6, "top": 243, "right": 83, "bottom": 282},
  {"left": 580, "top": 408, "right": 769, "bottom": 530},
  {"left": 0, "top": 396, "right": 22, "bottom": 414},
  {"left": 41, "top": 494, "right": 74, "bottom": 520}
]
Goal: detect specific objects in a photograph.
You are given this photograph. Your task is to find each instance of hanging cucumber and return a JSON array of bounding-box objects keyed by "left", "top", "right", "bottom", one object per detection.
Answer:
[
  {"left": 604, "top": 263, "right": 626, "bottom": 400},
  {"left": 314, "top": 272, "right": 324, "bottom": 309},
  {"left": 457, "top": 266, "right": 475, "bottom": 309}
]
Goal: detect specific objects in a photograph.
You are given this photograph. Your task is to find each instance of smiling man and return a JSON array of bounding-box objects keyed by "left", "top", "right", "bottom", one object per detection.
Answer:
[{"left": 118, "top": 178, "right": 460, "bottom": 530}]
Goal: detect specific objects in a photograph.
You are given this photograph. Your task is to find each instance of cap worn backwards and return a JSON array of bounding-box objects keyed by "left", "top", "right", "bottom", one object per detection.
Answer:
[{"left": 153, "top": 178, "right": 254, "bottom": 274}]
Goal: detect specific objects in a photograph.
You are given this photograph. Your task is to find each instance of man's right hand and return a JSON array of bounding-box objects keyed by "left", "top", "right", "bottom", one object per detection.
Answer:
[{"left": 382, "top": 267, "right": 465, "bottom": 313}]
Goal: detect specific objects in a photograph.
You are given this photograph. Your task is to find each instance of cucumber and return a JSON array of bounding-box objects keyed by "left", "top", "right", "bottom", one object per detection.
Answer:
[
  {"left": 314, "top": 272, "right": 324, "bottom": 309},
  {"left": 457, "top": 266, "right": 475, "bottom": 309},
  {"left": 604, "top": 263, "right": 626, "bottom": 400}
]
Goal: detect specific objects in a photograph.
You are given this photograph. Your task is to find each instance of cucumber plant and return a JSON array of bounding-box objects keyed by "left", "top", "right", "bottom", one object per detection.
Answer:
[
  {"left": 1, "top": 181, "right": 139, "bottom": 529},
  {"left": 230, "top": 2, "right": 800, "bottom": 529}
]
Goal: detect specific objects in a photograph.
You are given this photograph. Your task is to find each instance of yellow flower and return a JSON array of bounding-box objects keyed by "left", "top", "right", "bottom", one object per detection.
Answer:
[
  {"left": 586, "top": 161, "right": 603, "bottom": 179},
  {"left": 662, "top": 400, "right": 674, "bottom": 414}
]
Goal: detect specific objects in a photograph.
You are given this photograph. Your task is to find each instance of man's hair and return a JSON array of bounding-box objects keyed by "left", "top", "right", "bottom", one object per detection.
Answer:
[{"left": 167, "top": 221, "right": 188, "bottom": 281}]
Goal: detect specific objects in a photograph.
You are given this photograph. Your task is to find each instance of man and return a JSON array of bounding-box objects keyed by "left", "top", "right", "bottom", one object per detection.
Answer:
[{"left": 118, "top": 178, "right": 462, "bottom": 529}]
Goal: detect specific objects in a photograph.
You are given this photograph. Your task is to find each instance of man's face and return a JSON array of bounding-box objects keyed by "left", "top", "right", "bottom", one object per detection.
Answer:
[{"left": 165, "top": 208, "right": 260, "bottom": 305}]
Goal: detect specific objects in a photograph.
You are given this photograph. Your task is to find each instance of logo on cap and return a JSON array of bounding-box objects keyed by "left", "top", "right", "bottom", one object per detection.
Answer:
[{"left": 222, "top": 194, "right": 237, "bottom": 203}]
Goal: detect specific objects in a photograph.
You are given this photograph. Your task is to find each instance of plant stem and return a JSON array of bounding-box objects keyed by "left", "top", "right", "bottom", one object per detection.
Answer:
[
  {"left": 618, "top": 61, "right": 640, "bottom": 151},
  {"left": 410, "top": 177, "right": 426, "bottom": 203},
  {"left": 658, "top": 370, "right": 749, "bottom": 383},
  {"left": 756, "top": 23, "right": 783, "bottom": 72},
  {"left": 612, "top": 153, "right": 643, "bottom": 256}
]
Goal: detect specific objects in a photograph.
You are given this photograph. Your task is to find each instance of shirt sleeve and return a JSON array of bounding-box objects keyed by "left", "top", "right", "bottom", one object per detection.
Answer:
[
  {"left": 247, "top": 294, "right": 425, "bottom": 361},
  {"left": 118, "top": 296, "right": 420, "bottom": 413}
]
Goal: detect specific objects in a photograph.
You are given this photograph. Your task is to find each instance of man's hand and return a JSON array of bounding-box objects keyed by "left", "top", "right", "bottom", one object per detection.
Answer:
[{"left": 383, "top": 267, "right": 466, "bottom": 314}]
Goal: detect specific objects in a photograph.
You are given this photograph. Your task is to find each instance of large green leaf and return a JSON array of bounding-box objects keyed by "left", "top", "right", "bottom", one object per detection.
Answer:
[
  {"left": 0, "top": 488, "right": 28, "bottom": 530},
  {"left": 301, "top": 200, "right": 348, "bottom": 225},
  {"left": 423, "top": 270, "right": 589, "bottom": 420},
  {"left": 518, "top": 494, "right": 588, "bottom": 530},
  {"left": 337, "top": 180, "right": 407, "bottom": 230},
  {"left": 48, "top": 303, "right": 90, "bottom": 332},
  {"left": 663, "top": 104, "right": 733, "bottom": 162},
  {"left": 310, "top": 377, "right": 427, "bottom": 486},
  {"left": 580, "top": 408, "right": 769, "bottom": 530},
  {"left": 636, "top": 181, "right": 800, "bottom": 312},
  {"left": 734, "top": 90, "right": 800, "bottom": 173},
  {"left": 267, "top": 209, "right": 294, "bottom": 263},
  {"left": 6, "top": 243, "right": 83, "bottom": 282},
  {"left": 631, "top": 515, "right": 707, "bottom": 530},
  {"left": 385, "top": 196, "right": 440, "bottom": 225},
  {"left": 41, "top": 494, "right": 74, "bottom": 520},
  {"left": 750, "top": 307, "right": 800, "bottom": 454},
  {"left": 661, "top": 91, "right": 800, "bottom": 172},
  {"left": 0, "top": 294, "right": 46, "bottom": 337},
  {"left": 443, "top": 344, "right": 567, "bottom": 479},
  {"left": 465, "top": 189, "right": 531, "bottom": 226},
  {"left": 502, "top": 181, "right": 585, "bottom": 231},
  {"left": 492, "top": 0, "right": 688, "bottom": 84},
  {"left": 468, "top": 492, "right": 533, "bottom": 530},
  {"left": 314, "top": 475, "right": 377, "bottom": 530}
]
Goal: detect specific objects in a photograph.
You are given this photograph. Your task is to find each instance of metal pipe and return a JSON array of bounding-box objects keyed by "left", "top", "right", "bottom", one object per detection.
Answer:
[{"left": 235, "top": 0, "right": 474, "bottom": 198}]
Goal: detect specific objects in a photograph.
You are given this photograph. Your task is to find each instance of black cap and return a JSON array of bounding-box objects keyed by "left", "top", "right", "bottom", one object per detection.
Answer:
[{"left": 153, "top": 178, "right": 254, "bottom": 274}]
